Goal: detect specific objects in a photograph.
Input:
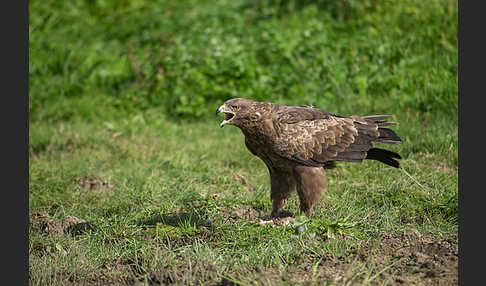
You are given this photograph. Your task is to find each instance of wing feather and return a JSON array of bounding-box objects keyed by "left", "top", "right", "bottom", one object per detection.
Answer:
[
  {"left": 238, "top": 102, "right": 401, "bottom": 168},
  {"left": 270, "top": 108, "right": 392, "bottom": 166}
]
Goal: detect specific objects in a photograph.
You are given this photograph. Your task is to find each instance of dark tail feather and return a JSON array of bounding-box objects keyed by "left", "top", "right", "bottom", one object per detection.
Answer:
[
  {"left": 376, "top": 121, "right": 397, "bottom": 127},
  {"left": 363, "top": 115, "right": 393, "bottom": 121},
  {"left": 363, "top": 115, "right": 398, "bottom": 127},
  {"left": 376, "top": 128, "right": 402, "bottom": 144},
  {"left": 366, "top": 148, "right": 401, "bottom": 168}
]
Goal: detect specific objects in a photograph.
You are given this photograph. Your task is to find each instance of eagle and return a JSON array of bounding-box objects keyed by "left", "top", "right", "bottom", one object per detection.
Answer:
[{"left": 216, "top": 98, "right": 402, "bottom": 218}]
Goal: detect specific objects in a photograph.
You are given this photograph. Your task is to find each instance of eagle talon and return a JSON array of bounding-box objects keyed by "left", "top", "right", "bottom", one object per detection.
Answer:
[{"left": 257, "top": 218, "right": 275, "bottom": 225}]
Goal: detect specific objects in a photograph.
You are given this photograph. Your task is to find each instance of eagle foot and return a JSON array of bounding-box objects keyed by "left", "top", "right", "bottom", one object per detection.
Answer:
[
  {"left": 270, "top": 210, "right": 294, "bottom": 219},
  {"left": 257, "top": 218, "right": 295, "bottom": 227},
  {"left": 257, "top": 214, "right": 295, "bottom": 227}
]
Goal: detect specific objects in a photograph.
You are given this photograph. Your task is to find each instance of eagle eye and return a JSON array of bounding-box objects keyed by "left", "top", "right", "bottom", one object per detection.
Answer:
[{"left": 232, "top": 105, "right": 239, "bottom": 111}]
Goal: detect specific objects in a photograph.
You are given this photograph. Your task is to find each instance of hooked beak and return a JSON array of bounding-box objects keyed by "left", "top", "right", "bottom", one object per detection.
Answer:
[
  {"left": 216, "top": 105, "right": 224, "bottom": 116},
  {"left": 216, "top": 105, "right": 235, "bottom": 128}
]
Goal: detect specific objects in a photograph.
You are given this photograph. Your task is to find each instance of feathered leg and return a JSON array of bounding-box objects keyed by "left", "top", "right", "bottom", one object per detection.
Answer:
[
  {"left": 293, "top": 166, "right": 327, "bottom": 218},
  {"left": 269, "top": 168, "right": 296, "bottom": 218}
]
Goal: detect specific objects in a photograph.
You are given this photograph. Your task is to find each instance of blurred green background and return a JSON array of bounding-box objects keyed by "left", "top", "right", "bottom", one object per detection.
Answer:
[{"left": 29, "top": 0, "right": 457, "bottom": 122}]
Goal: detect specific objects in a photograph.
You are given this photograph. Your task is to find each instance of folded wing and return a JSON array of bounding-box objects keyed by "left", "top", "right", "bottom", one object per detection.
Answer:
[{"left": 272, "top": 107, "right": 402, "bottom": 168}]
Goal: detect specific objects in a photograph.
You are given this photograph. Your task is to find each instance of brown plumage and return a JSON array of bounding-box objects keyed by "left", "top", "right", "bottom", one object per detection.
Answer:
[{"left": 217, "top": 98, "right": 402, "bottom": 218}]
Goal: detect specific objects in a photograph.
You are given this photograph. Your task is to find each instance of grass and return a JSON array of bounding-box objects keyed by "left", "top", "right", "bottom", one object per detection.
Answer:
[
  {"left": 29, "top": 0, "right": 457, "bottom": 285},
  {"left": 29, "top": 111, "right": 457, "bottom": 285}
]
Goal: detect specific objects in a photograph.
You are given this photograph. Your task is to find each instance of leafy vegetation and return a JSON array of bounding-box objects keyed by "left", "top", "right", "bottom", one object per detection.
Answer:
[
  {"left": 29, "top": 0, "right": 457, "bottom": 285},
  {"left": 30, "top": 0, "right": 456, "bottom": 120}
]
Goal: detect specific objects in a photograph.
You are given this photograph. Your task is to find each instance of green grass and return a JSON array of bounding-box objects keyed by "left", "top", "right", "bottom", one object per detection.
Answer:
[
  {"left": 29, "top": 0, "right": 457, "bottom": 285},
  {"left": 29, "top": 112, "right": 457, "bottom": 285}
]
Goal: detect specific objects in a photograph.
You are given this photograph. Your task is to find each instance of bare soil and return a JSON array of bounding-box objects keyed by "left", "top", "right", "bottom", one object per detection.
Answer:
[
  {"left": 75, "top": 175, "right": 116, "bottom": 193},
  {"left": 245, "top": 229, "right": 458, "bottom": 286},
  {"left": 29, "top": 211, "right": 95, "bottom": 237}
]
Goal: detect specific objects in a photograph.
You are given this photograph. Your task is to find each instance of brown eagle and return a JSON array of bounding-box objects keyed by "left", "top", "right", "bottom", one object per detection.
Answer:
[{"left": 217, "top": 98, "right": 402, "bottom": 218}]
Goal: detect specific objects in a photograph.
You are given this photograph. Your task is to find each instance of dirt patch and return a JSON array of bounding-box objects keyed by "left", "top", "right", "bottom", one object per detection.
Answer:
[
  {"left": 115, "top": 258, "right": 220, "bottom": 286},
  {"left": 75, "top": 175, "right": 116, "bottom": 193},
  {"left": 65, "top": 272, "right": 134, "bottom": 286},
  {"left": 228, "top": 206, "right": 265, "bottom": 221},
  {"left": 362, "top": 229, "right": 458, "bottom": 285},
  {"left": 221, "top": 206, "right": 295, "bottom": 226},
  {"left": 29, "top": 211, "right": 95, "bottom": 237},
  {"left": 149, "top": 260, "right": 219, "bottom": 285},
  {"left": 290, "top": 229, "right": 456, "bottom": 285},
  {"left": 221, "top": 229, "right": 457, "bottom": 286},
  {"left": 228, "top": 254, "right": 352, "bottom": 286},
  {"left": 30, "top": 211, "right": 64, "bottom": 237},
  {"left": 49, "top": 260, "right": 139, "bottom": 286}
]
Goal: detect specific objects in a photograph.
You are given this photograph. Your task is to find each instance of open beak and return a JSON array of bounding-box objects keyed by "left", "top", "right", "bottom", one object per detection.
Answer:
[{"left": 216, "top": 105, "right": 235, "bottom": 128}]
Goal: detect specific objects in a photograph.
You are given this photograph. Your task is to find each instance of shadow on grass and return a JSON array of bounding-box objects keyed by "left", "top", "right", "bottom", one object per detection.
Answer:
[{"left": 137, "top": 212, "right": 207, "bottom": 228}]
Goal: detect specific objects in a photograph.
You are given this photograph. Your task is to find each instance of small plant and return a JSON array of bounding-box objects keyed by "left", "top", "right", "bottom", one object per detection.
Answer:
[{"left": 290, "top": 215, "right": 358, "bottom": 239}]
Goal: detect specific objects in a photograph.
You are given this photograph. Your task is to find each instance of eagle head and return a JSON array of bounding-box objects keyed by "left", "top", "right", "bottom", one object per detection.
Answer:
[{"left": 216, "top": 98, "right": 260, "bottom": 128}]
